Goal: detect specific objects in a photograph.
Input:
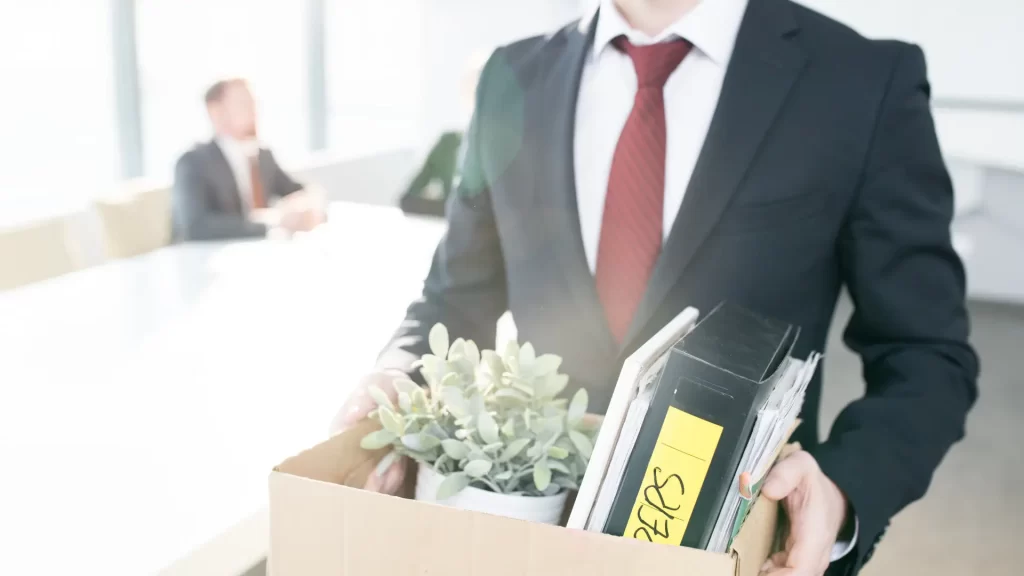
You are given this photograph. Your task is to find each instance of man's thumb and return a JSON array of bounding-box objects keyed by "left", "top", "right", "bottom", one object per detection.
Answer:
[{"left": 760, "top": 452, "right": 808, "bottom": 501}]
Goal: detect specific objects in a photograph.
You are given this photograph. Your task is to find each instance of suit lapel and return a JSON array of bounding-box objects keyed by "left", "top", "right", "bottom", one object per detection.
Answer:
[
  {"left": 624, "top": 0, "right": 809, "bottom": 345},
  {"left": 206, "top": 141, "right": 244, "bottom": 214},
  {"left": 539, "top": 14, "right": 619, "bottom": 356}
]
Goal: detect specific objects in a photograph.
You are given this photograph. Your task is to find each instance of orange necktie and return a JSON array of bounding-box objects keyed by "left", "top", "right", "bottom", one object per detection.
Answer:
[{"left": 249, "top": 156, "right": 267, "bottom": 209}]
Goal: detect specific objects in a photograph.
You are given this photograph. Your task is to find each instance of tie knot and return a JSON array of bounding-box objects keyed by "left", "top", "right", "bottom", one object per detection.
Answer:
[{"left": 613, "top": 36, "right": 692, "bottom": 88}]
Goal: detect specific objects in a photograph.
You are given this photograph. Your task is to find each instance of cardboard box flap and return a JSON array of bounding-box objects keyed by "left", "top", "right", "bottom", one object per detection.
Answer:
[{"left": 275, "top": 419, "right": 385, "bottom": 488}]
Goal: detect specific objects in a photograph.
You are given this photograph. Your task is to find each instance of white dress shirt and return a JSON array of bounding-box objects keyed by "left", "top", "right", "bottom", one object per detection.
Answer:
[
  {"left": 573, "top": 0, "right": 857, "bottom": 561},
  {"left": 216, "top": 136, "right": 262, "bottom": 212}
]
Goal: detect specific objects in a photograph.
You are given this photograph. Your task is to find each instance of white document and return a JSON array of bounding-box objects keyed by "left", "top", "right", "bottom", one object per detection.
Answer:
[{"left": 566, "top": 306, "right": 700, "bottom": 530}]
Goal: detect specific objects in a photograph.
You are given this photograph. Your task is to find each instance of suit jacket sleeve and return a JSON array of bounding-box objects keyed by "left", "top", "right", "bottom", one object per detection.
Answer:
[
  {"left": 172, "top": 152, "right": 267, "bottom": 241},
  {"left": 267, "top": 150, "right": 304, "bottom": 199},
  {"left": 377, "top": 52, "right": 509, "bottom": 376},
  {"left": 810, "top": 44, "right": 979, "bottom": 574}
]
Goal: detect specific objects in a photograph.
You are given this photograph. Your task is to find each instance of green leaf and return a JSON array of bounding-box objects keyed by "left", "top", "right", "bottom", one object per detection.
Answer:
[
  {"left": 468, "top": 393, "right": 486, "bottom": 416},
  {"left": 544, "top": 374, "right": 569, "bottom": 398},
  {"left": 402, "top": 433, "right": 441, "bottom": 452},
  {"left": 429, "top": 323, "right": 450, "bottom": 359},
  {"left": 441, "top": 387, "right": 468, "bottom": 417},
  {"left": 500, "top": 417, "right": 516, "bottom": 438},
  {"left": 441, "top": 439, "right": 470, "bottom": 460},
  {"left": 397, "top": 392, "right": 412, "bottom": 413},
  {"left": 464, "top": 459, "right": 493, "bottom": 478},
  {"left": 520, "top": 342, "right": 536, "bottom": 366},
  {"left": 463, "top": 339, "right": 481, "bottom": 368},
  {"left": 440, "top": 371, "right": 462, "bottom": 389},
  {"left": 554, "top": 476, "right": 579, "bottom": 490},
  {"left": 455, "top": 429, "right": 472, "bottom": 440},
  {"left": 569, "top": 430, "right": 593, "bottom": 459},
  {"left": 448, "top": 338, "right": 466, "bottom": 362},
  {"left": 368, "top": 385, "right": 395, "bottom": 411},
  {"left": 567, "top": 388, "right": 588, "bottom": 426},
  {"left": 547, "top": 460, "right": 571, "bottom": 474},
  {"left": 503, "top": 340, "right": 520, "bottom": 364},
  {"left": 424, "top": 421, "right": 449, "bottom": 440},
  {"left": 482, "top": 350, "right": 505, "bottom": 378},
  {"left": 436, "top": 472, "right": 472, "bottom": 500},
  {"left": 494, "top": 470, "right": 513, "bottom": 481},
  {"left": 498, "top": 438, "right": 531, "bottom": 462},
  {"left": 477, "top": 410, "right": 500, "bottom": 445},
  {"left": 534, "top": 459, "right": 552, "bottom": 491},
  {"left": 512, "top": 382, "right": 535, "bottom": 397},
  {"left": 377, "top": 405, "right": 405, "bottom": 435},
  {"left": 393, "top": 378, "right": 420, "bottom": 396},
  {"left": 495, "top": 388, "right": 529, "bottom": 404},
  {"left": 360, "top": 429, "right": 397, "bottom": 450},
  {"left": 547, "top": 445, "right": 569, "bottom": 459},
  {"left": 533, "top": 354, "right": 562, "bottom": 376},
  {"left": 374, "top": 450, "right": 399, "bottom": 478},
  {"left": 420, "top": 354, "right": 446, "bottom": 377}
]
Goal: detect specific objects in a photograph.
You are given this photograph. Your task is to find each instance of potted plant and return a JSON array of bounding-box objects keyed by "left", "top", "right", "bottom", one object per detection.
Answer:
[{"left": 360, "top": 323, "right": 598, "bottom": 525}]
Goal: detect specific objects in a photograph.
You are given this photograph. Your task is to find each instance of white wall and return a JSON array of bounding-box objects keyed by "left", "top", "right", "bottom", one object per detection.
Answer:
[
  {"left": 418, "top": 0, "right": 583, "bottom": 141},
  {"left": 796, "top": 0, "right": 1024, "bottom": 170},
  {"left": 796, "top": 0, "right": 1024, "bottom": 102}
]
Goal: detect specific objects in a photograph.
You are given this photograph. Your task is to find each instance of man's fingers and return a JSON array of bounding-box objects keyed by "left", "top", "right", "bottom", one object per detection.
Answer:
[
  {"left": 380, "top": 459, "right": 407, "bottom": 494},
  {"left": 364, "top": 458, "right": 405, "bottom": 494},
  {"left": 784, "top": 531, "right": 830, "bottom": 576},
  {"left": 761, "top": 451, "right": 812, "bottom": 501}
]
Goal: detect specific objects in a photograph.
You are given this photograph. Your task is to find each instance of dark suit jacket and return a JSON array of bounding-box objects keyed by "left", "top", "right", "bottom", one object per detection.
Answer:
[
  {"left": 399, "top": 131, "right": 464, "bottom": 218},
  {"left": 377, "top": 0, "right": 979, "bottom": 573},
  {"left": 172, "top": 140, "right": 303, "bottom": 241}
]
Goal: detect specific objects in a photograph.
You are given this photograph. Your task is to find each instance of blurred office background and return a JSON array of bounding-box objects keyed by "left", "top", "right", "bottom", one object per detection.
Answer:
[{"left": 0, "top": 1, "right": 1021, "bottom": 575}]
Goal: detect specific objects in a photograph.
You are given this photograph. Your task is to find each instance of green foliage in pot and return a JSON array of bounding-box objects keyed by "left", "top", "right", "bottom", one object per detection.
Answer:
[{"left": 361, "top": 323, "right": 599, "bottom": 500}]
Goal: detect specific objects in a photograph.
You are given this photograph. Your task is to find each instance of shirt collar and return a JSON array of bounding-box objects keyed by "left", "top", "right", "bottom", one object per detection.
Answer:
[
  {"left": 591, "top": 0, "right": 749, "bottom": 66},
  {"left": 216, "top": 136, "right": 261, "bottom": 161}
]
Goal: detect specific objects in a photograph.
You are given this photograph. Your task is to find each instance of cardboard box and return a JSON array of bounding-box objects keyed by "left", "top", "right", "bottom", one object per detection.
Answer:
[{"left": 269, "top": 419, "right": 781, "bottom": 576}]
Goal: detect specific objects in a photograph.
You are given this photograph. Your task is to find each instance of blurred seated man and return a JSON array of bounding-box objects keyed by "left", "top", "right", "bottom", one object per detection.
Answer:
[
  {"left": 398, "top": 52, "right": 486, "bottom": 218},
  {"left": 172, "top": 78, "right": 325, "bottom": 241}
]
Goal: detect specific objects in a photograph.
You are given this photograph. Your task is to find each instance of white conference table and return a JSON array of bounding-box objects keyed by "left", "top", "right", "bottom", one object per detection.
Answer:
[{"left": 0, "top": 203, "right": 446, "bottom": 575}]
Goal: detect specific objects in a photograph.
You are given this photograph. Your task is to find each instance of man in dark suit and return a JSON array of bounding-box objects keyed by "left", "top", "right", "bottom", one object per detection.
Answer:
[
  {"left": 172, "top": 78, "right": 325, "bottom": 241},
  {"left": 332, "top": 0, "right": 978, "bottom": 573}
]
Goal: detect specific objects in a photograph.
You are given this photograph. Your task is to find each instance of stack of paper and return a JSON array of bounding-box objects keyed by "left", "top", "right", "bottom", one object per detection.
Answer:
[{"left": 705, "top": 352, "right": 822, "bottom": 553}]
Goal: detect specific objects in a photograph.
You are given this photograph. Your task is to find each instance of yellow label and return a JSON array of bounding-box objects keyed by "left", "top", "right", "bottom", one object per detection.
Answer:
[{"left": 623, "top": 407, "right": 723, "bottom": 546}]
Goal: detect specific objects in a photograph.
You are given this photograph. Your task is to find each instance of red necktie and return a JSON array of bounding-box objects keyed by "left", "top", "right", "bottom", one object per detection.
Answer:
[{"left": 595, "top": 36, "right": 692, "bottom": 343}]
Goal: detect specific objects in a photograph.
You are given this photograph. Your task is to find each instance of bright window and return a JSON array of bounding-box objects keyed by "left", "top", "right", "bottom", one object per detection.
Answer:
[
  {"left": 136, "top": 0, "right": 308, "bottom": 180},
  {"left": 325, "top": 0, "right": 424, "bottom": 155},
  {"left": 0, "top": 0, "right": 117, "bottom": 218}
]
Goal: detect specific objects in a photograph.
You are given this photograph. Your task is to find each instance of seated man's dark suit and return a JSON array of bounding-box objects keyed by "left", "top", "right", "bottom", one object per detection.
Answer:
[
  {"left": 376, "top": 1, "right": 979, "bottom": 573},
  {"left": 172, "top": 141, "right": 302, "bottom": 241}
]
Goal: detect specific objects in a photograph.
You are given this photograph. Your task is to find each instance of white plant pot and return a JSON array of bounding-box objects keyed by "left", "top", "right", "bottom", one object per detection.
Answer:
[{"left": 415, "top": 462, "right": 568, "bottom": 525}]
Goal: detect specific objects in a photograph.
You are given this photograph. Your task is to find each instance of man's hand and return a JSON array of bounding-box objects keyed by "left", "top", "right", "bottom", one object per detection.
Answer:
[
  {"left": 328, "top": 370, "right": 409, "bottom": 494},
  {"left": 278, "top": 190, "right": 326, "bottom": 233},
  {"left": 756, "top": 450, "right": 848, "bottom": 576}
]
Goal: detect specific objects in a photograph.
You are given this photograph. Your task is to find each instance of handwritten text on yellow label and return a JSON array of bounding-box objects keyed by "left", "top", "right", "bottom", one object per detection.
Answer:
[{"left": 623, "top": 407, "right": 723, "bottom": 546}]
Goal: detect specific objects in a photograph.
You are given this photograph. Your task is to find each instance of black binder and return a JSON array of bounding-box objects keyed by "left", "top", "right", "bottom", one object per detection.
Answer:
[{"left": 601, "top": 302, "right": 798, "bottom": 549}]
